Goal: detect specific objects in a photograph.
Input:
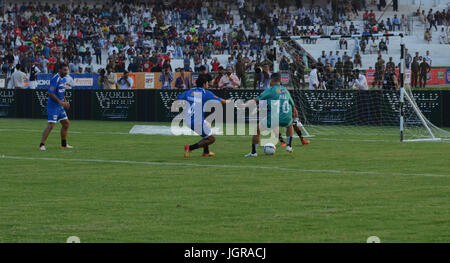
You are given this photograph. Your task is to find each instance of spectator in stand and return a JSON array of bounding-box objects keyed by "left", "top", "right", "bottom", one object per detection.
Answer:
[
  {"left": 117, "top": 70, "right": 133, "bottom": 90},
  {"left": 128, "top": 58, "right": 139, "bottom": 73},
  {"left": 386, "top": 18, "right": 392, "bottom": 31},
  {"left": 419, "top": 58, "right": 431, "bottom": 88},
  {"left": 392, "top": 15, "right": 401, "bottom": 31},
  {"left": 379, "top": 39, "right": 388, "bottom": 53},
  {"left": 427, "top": 10, "right": 438, "bottom": 31},
  {"left": 335, "top": 73, "right": 344, "bottom": 90},
  {"left": 382, "top": 66, "right": 398, "bottom": 90},
  {"left": 257, "top": 64, "right": 271, "bottom": 90},
  {"left": 93, "top": 40, "right": 102, "bottom": 65},
  {"left": 377, "top": 0, "right": 386, "bottom": 12},
  {"left": 424, "top": 50, "right": 432, "bottom": 67},
  {"left": 309, "top": 63, "right": 319, "bottom": 90},
  {"left": 419, "top": 10, "right": 427, "bottom": 24},
  {"left": 213, "top": 67, "right": 225, "bottom": 89},
  {"left": 352, "top": 37, "right": 360, "bottom": 57},
  {"left": 354, "top": 52, "right": 362, "bottom": 68},
  {"left": 159, "top": 65, "right": 174, "bottom": 90},
  {"left": 411, "top": 57, "right": 420, "bottom": 88},
  {"left": 10, "top": 64, "right": 28, "bottom": 89},
  {"left": 424, "top": 29, "right": 432, "bottom": 43},
  {"left": 219, "top": 66, "right": 241, "bottom": 89},
  {"left": 235, "top": 56, "right": 247, "bottom": 89},
  {"left": 102, "top": 65, "right": 117, "bottom": 90},
  {"left": 369, "top": 10, "right": 376, "bottom": 23},
  {"left": 202, "top": 59, "right": 210, "bottom": 73},
  {"left": 393, "top": 0, "right": 398, "bottom": 12},
  {"left": 339, "top": 38, "right": 348, "bottom": 49},
  {"left": 439, "top": 27, "right": 448, "bottom": 44},
  {"left": 210, "top": 58, "right": 220, "bottom": 73},
  {"left": 183, "top": 54, "right": 191, "bottom": 72},
  {"left": 370, "top": 38, "right": 378, "bottom": 54},
  {"left": 175, "top": 68, "right": 190, "bottom": 90},
  {"left": 405, "top": 49, "right": 412, "bottom": 69},
  {"left": 142, "top": 58, "right": 154, "bottom": 73},
  {"left": 226, "top": 57, "right": 235, "bottom": 69},
  {"left": 193, "top": 54, "right": 202, "bottom": 72},
  {"left": 386, "top": 57, "right": 396, "bottom": 70},
  {"left": 348, "top": 69, "right": 368, "bottom": 90}
]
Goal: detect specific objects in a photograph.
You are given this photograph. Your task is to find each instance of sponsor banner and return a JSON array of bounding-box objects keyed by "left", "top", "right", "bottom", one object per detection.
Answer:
[
  {"left": 36, "top": 74, "right": 52, "bottom": 89},
  {"left": 192, "top": 72, "right": 290, "bottom": 89},
  {"left": 447, "top": 69, "right": 450, "bottom": 84},
  {"left": 192, "top": 74, "right": 199, "bottom": 86},
  {"left": 117, "top": 72, "right": 191, "bottom": 89},
  {"left": 1, "top": 89, "right": 449, "bottom": 127},
  {"left": 299, "top": 90, "right": 442, "bottom": 126},
  {"left": 73, "top": 77, "right": 93, "bottom": 87},
  {"left": 428, "top": 68, "right": 447, "bottom": 85},
  {"left": 115, "top": 73, "right": 137, "bottom": 89},
  {"left": 365, "top": 69, "right": 415, "bottom": 86},
  {"left": 92, "top": 90, "right": 137, "bottom": 121},
  {"left": 0, "top": 75, "right": 6, "bottom": 89},
  {"left": 405, "top": 69, "right": 411, "bottom": 85},
  {"left": 36, "top": 74, "right": 99, "bottom": 89},
  {"left": 281, "top": 73, "right": 290, "bottom": 85},
  {"left": 144, "top": 73, "right": 155, "bottom": 89},
  {"left": 0, "top": 89, "right": 15, "bottom": 117},
  {"left": 32, "top": 89, "right": 73, "bottom": 119},
  {"left": 366, "top": 69, "right": 376, "bottom": 85}
]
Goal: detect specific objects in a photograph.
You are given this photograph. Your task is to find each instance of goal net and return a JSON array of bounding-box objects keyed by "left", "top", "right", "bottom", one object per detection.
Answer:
[{"left": 278, "top": 39, "right": 450, "bottom": 142}]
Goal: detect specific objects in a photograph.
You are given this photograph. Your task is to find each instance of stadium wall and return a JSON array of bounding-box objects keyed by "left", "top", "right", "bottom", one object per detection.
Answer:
[
  {"left": 1, "top": 89, "right": 449, "bottom": 127},
  {"left": 2, "top": 70, "right": 450, "bottom": 90}
]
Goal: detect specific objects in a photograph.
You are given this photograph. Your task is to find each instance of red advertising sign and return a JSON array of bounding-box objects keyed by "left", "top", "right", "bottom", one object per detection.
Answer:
[
  {"left": 365, "top": 68, "right": 446, "bottom": 86},
  {"left": 427, "top": 68, "right": 447, "bottom": 85}
]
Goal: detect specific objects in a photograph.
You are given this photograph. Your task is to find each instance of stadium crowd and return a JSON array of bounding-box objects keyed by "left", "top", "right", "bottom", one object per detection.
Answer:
[
  {"left": 0, "top": 0, "right": 448, "bottom": 90},
  {"left": 0, "top": 0, "right": 371, "bottom": 88}
]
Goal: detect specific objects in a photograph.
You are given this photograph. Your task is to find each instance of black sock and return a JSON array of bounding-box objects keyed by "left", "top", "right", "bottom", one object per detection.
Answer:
[
  {"left": 189, "top": 143, "right": 199, "bottom": 151},
  {"left": 252, "top": 144, "right": 258, "bottom": 154},
  {"left": 287, "top": 136, "right": 293, "bottom": 147},
  {"left": 203, "top": 146, "right": 209, "bottom": 154},
  {"left": 40, "top": 143, "right": 45, "bottom": 147},
  {"left": 279, "top": 133, "right": 285, "bottom": 143},
  {"left": 296, "top": 129, "right": 303, "bottom": 140},
  {"left": 61, "top": 140, "right": 67, "bottom": 147}
]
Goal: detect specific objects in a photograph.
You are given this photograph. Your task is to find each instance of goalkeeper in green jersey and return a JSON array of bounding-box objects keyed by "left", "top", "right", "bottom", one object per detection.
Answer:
[{"left": 245, "top": 73, "right": 298, "bottom": 157}]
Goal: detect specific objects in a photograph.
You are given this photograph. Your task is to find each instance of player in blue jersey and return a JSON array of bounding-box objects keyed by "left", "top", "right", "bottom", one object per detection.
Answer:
[
  {"left": 39, "top": 63, "right": 73, "bottom": 151},
  {"left": 177, "top": 78, "right": 230, "bottom": 158}
]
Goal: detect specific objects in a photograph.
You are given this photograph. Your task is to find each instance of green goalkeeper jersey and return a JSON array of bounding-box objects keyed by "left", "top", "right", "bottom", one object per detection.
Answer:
[{"left": 257, "top": 85, "right": 294, "bottom": 127}]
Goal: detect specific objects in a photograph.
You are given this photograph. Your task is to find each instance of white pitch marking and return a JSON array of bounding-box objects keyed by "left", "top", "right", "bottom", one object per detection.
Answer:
[
  {"left": 0, "top": 128, "right": 449, "bottom": 143},
  {"left": 0, "top": 155, "right": 448, "bottom": 178}
]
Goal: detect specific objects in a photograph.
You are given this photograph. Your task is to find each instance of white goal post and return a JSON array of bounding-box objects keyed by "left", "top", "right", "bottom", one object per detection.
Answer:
[{"left": 275, "top": 33, "right": 449, "bottom": 142}]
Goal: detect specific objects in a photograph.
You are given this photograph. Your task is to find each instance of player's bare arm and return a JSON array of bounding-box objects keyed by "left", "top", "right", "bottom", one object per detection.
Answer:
[{"left": 47, "top": 92, "right": 69, "bottom": 109}]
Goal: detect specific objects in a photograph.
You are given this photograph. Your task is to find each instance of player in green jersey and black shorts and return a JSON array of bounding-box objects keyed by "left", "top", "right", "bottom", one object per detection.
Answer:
[{"left": 245, "top": 73, "right": 296, "bottom": 157}]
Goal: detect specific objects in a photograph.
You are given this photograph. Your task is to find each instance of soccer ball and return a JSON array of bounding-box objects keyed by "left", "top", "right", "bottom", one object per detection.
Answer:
[{"left": 264, "top": 143, "right": 276, "bottom": 155}]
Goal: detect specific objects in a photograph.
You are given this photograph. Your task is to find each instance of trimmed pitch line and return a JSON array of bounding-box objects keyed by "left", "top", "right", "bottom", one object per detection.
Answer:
[
  {"left": 0, "top": 155, "right": 448, "bottom": 178},
  {"left": 0, "top": 129, "right": 128, "bottom": 135},
  {"left": 0, "top": 128, "right": 432, "bottom": 143}
]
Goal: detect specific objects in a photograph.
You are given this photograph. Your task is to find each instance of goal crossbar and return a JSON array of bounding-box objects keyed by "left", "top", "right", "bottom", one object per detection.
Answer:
[{"left": 275, "top": 33, "right": 444, "bottom": 142}]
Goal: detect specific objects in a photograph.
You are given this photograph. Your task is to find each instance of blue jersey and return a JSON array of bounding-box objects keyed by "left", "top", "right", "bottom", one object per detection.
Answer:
[
  {"left": 177, "top": 88, "right": 221, "bottom": 126},
  {"left": 47, "top": 74, "right": 71, "bottom": 109}
]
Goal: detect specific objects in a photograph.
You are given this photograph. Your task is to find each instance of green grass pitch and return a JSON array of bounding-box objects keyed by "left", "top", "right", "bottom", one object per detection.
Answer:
[{"left": 0, "top": 118, "right": 449, "bottom": 242}]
